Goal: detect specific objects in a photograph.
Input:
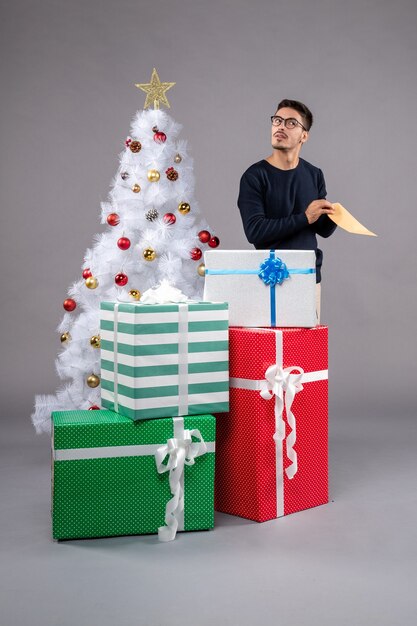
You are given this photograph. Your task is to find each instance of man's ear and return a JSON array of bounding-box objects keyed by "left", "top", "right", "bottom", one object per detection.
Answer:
[{"left": 301, "top": 131, "right": 309, "bottom": 144}]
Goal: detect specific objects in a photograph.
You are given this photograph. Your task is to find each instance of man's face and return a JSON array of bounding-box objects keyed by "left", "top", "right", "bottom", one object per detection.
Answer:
[{"left": 271, "top": 107, "right": 308, "bottom": 151}]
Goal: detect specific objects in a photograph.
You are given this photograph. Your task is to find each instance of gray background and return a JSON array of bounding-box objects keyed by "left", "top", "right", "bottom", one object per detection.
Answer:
[{"left": 1, "top": 0, "right": 416, "bottom": 624}]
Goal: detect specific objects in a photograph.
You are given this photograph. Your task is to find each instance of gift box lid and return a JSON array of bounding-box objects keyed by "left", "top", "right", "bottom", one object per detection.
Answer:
[
  {"left": 204, "top": 249, "right": 316, "bottom": 271},
  {"left": 229, "top": 326, "right": 328, "bottom": 378},
  {"left": 100, "top": 301, "right": 228, "bottom": 314},
  {"left": 52, "top": 410, "right": 216, "bottom": 451}
]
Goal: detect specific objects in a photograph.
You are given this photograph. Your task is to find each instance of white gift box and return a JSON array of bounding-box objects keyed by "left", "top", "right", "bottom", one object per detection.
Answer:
[{"left": 203, "top": 250, "right": 317, "bottom": 328}]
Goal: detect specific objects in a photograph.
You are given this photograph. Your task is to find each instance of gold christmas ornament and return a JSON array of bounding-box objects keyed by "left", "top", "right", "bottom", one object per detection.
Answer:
[
  {"left": 129, "top": 289, "right": 141, "bottom": 300},
  {"left": 174, "top": 153, "right": 182, "bottom": 164},
  {"left": 197, "top": 263, "right": 206, "bottom": 277},
  {"left": 60, "top": 332, "right": 71, "bottom": 343},
  {"left": 85, "top": 276, "right": 99, "bottom": 289},
  {"left": 132, "top": 183, "right": 141, "bottom": 193},
  {"left": 90, "top": 335, "right": 101, "bottom": 348},
  {"left": 147, "top": 169, "right": 160, "bottom": 182},
  {"left": 178, "top": 201, "right": 191, "bottom": 215},
  {"left": 143, "top": 247, "right": 156, "bottom": 261},
  {"left": 87, "top": 374, "right": 100, "bottom": 388},
  {"left": 135, "top": 68, "right": 175, "bottom": 110}
]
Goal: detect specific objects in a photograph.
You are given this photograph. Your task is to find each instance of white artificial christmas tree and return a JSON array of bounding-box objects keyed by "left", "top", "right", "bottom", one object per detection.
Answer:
[{"left": 32, "top": 69, "right": 220, "bottom": 433}]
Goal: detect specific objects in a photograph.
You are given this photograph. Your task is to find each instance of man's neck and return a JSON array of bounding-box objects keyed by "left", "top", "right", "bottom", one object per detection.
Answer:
[{"left": 267, "top": 150, "right": 300, "bottom": 171}]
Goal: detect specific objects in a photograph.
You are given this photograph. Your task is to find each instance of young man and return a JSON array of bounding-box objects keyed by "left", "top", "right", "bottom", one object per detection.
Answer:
[{"left": 237, "top": 99, "right": 337, "bottom": 320}]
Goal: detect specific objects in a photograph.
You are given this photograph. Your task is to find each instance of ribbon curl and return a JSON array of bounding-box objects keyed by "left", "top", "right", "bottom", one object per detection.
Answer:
[
  {"left": 260, "top": 365, "right": 304, "bottom": 479},
  {"left": 155, "top": 427, "right": 207, "bottom": 542}
]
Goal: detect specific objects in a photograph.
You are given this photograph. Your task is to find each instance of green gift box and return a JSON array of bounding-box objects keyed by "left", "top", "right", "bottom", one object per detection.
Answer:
[
  {"left": 100, "top": 301, "right": 229, "bottom": 421},
  {"left": 52, "top": 410, "right": 216, "bottom": 541}
]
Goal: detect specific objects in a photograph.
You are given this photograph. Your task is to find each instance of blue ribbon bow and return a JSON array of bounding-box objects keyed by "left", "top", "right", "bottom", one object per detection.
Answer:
[{"left": 259, "top": 254, "right": 290, "bottom": 286}]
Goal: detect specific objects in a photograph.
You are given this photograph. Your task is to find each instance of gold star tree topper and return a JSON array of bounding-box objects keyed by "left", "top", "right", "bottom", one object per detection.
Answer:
[{"left": 135, "top": 68, "right": 176, "bottom": 110}]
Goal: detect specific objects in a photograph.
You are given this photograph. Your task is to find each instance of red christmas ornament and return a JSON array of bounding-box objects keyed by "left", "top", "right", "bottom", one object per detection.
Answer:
[
  {"left": 82, "top": 268, "right": 92, "bottom": 279},
  {"left": 154, "top": 131, "right": 167, "bottom": 143},
  {"left": 163, "top": 212, "right": 176, "bottom": 225},
  {"left": 115, "top": 272, "right": 128, "bottom": 286},
  {"left": 190, "top": 247, "right": 203, "bottom": 261},
  {"left": 63, "top": 298, "right": 76, "bottom": 312},
  {"left": 198, "top": 230, "right": 211, "bottom": 244},
  {"left": 125, "top": 137, "right": 132, "bottom": 147},
  {"left": 208, "top": 236, "right": 220, "bottom": 248},
  {"left": 88, "top": 405, "right": 100, "bottom": 410},
  {"left": 107, "top": 213, "right": 120, "bottom": 226},
  {"left": 117, "top": 237, "right": 131, "bottom": 250}
]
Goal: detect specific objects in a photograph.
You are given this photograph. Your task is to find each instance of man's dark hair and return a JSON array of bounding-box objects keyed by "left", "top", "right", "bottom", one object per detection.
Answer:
[{"left": 276, "top": 99, "right": 313, "bottom": 131}]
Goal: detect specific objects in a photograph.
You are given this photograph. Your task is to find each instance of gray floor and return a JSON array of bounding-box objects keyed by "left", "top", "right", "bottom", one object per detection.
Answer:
[{"left": 1, "top": 409, "right": 416, "bottom": 626}]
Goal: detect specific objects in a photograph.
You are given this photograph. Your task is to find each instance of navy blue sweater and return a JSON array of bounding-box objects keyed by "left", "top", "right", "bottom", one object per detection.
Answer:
[{"left": 237, "top": 158, "right": 337, "bottom": 282}]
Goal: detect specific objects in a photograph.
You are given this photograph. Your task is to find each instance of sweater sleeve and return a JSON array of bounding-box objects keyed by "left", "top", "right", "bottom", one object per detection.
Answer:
[
  {"left": 312, "top": 168, "right": 337, "bottom": 238},
  {"left": 238, "top": 171, "right": 309, "bottom": 246}
]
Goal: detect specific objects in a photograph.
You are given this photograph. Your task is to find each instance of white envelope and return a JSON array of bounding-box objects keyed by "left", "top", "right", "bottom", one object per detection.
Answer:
[{"left": 203, "top": 250, "right": 317, "bottom": 328}]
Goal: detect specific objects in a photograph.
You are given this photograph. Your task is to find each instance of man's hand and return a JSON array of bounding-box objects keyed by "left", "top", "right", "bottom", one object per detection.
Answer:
[{"left": 305, "top": 200, "right": 335, "bottom": 224}]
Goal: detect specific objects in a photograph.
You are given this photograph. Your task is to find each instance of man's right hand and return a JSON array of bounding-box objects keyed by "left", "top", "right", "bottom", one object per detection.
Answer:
[{"left": 305, "top": 200, "right": 335, "bottom": 224}]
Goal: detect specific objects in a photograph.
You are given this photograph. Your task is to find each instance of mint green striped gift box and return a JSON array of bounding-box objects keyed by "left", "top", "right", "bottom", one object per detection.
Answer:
[{"left": 100, "top": 301, "right": 229, "bottom": 421}]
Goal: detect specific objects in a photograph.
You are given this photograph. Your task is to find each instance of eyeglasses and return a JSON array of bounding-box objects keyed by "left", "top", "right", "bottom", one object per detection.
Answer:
[{"left": 271, "top": 115, "right": 307, "bottom": 131}]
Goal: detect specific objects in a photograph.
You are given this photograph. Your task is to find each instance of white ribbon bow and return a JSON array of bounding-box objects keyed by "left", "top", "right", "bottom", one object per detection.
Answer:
[
  {"left": 140, "top": 279, "right": 191, "bottom": 304},
  {"left": 260, "top": 365, "right": 304, "bottom": 479},
  {"left": 155, "top": 428, "right": 207, "bottom": 542}
]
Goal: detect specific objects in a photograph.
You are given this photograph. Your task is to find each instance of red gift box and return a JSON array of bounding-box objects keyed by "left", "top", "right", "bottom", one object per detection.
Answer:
[{"left": 215, "top": 326, "right": 328, "bottom": 522}]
